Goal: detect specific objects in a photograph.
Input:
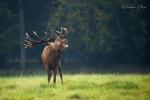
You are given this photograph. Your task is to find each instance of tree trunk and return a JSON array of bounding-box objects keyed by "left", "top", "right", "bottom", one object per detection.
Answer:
[{"left": 19, "top": 0, "right": 26, "bottom": 75}]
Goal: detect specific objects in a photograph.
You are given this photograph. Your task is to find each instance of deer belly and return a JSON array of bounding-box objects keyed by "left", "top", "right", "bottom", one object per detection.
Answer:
[{"left": 48, "top": 60, "right": 58, "bottom": 70}]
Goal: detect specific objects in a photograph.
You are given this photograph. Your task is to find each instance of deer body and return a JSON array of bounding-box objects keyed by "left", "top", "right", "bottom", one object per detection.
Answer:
[
  {"left": 41, "top": 39, "right": 68, "bottom": 84},
  {"left": 41, "top": 44, "right": 59, "bottom": 71}
]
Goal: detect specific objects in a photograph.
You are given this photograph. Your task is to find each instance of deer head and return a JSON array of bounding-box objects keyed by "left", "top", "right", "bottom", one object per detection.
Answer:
[{"left": 50, "top": 37, "right": 68, "bottom": 51}]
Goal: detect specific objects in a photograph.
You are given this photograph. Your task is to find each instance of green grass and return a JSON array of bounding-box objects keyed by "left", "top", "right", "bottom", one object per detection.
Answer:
[{"left": 0, "top": 74, "right": 150, "bottom": 100}]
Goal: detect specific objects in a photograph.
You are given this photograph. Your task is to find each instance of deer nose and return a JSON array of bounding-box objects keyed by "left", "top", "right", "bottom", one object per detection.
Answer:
[{"left": 65, "top": 44, "right": 68, "bottom": 48}]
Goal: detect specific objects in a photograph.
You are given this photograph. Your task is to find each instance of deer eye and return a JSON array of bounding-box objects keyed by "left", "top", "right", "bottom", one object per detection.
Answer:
[{"left": 65, "top": 41, "right": 68, "bottom": 45}]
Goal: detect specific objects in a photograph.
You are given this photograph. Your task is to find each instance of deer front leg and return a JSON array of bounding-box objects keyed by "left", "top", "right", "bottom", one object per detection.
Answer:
[
  {"left": 58, "top": 67, "right": 63, "bottom": 84},
  {"left": 53, "top": 69, "right": 57, "bottom": 84},
  {"left": 45, "top": 64, "right": 52, "bottom": 84},
  {"left": 47, "top": 70, "right": 52, "bottom": 84},
  {"left": 58, "top": 61, "right": 63, "bottom": 84}
]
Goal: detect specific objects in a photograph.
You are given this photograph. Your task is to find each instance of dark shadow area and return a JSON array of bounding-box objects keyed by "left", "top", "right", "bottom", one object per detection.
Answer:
[{"left": 0, "top": 61, "right": 149, "bottom": 76}]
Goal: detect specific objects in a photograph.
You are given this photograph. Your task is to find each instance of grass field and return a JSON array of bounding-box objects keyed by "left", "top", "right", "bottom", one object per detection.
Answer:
[{"left": 0, "top": 74, "right": 150, "bottom": 100}]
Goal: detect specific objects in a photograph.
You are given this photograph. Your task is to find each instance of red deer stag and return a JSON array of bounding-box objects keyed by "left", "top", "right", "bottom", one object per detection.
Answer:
[{"left": 24, "top": 27, "right": 68, "bottom": 84}]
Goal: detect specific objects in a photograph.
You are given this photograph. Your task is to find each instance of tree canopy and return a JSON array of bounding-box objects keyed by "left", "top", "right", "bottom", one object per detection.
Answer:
[{"left": 0, "top": 0, "right": 150, "bottom": 66}]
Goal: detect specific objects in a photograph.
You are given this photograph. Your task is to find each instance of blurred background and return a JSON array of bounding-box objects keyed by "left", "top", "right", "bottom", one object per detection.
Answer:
[{"left": 0, "top": 0, "right": 150, "bottom": 75}]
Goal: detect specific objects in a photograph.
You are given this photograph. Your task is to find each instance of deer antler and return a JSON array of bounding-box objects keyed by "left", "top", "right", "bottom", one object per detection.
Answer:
[
  {"left": 24, "top": 31, "right": 52, "bottom": 48},
  {"left": 24, "top": 27, "right": 68, "bottom": 48},
  {"left": 60, "top": 27, "right": 68, "bottom": 37}
]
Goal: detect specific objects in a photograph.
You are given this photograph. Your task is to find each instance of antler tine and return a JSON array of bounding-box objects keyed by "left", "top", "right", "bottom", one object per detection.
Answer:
[
  {"left": 59, "top": 27, "right": 68, "bottom": 37},
  {"left": 56, "top": 31, "right": 61, "bottom": 35},
  {"left": 44, "top": 31, "right": 52, "bottom": 38},
  {"left": 25, "top": 32, "right": 31, "bottom": 39},
  {"left": 26, "top": 32, "right": 29, "bottom": 37},
  {"left": 60, "top": 27, "right": 63, "bottom": 36},
  {"left": 33, "top": 30, "right": 37, "bottom": 35},
  {"left": 32, "top": 30, "right": 46, "bottom": 42},
  {"left": 24, "top": 38, "right": 33, "bottom": 49},
  {"left": 24, "top": 32, "right": 36, "bottom": 48},
  {"left": 25, "top": 32, "right": 34, "bottom": 41},
  {"left": 44, "top": 29, "right": 57, "bottom": 40},
  {"left": 44, "top": 32, "right": 48, "bottom": 35},
  {"left": 24, "top": 41, "right": 32, "bottom": 48},
  {"left": 63, "top": 27, "right": 68, "bottom": 34}
]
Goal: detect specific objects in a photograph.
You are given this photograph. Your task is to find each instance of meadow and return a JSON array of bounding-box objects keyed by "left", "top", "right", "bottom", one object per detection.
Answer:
[{"left": 0, "top": 74, "right": 150, "bottom": 100}]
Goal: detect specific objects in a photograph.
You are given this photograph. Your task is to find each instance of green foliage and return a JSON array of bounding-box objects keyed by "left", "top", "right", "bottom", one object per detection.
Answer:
[
  {"left": 46, "top": 0, "right": 149, "bottom": 63},
  {"left": 0, "top": 74, "right": 150, "bottom": 100},
  {"left": 0, "top": 2, "right": 19, "bottom": 53}
]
